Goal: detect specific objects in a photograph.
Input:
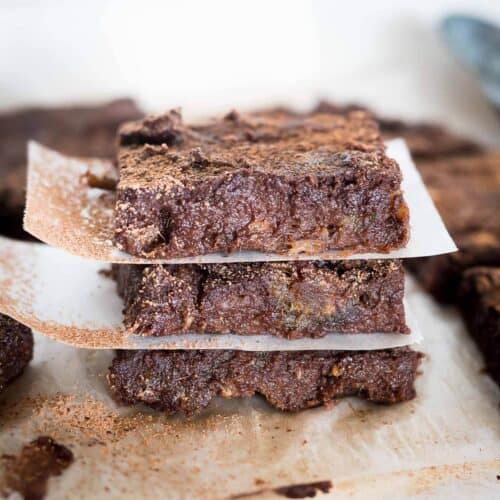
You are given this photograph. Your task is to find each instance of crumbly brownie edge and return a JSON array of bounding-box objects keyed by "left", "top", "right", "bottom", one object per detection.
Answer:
[
  {"left": 108, "top": 348, "right": 422, "bottom": 415},
  {"left": 0, "top": 314, "right": 34, "bottom": 393}
]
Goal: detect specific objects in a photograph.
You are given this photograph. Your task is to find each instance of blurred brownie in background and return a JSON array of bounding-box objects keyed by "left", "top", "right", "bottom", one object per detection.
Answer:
[
  {"left": 313, "top": 100, "right": 482, "bottom": 159},
  {"left": 458, "top": 267, "right": 500, "bottom": 384},
  {"left": 405, "top": 152, "right": 500, "bottom": 302},
  {"left": 0, "top": 314, "right": 33, "bottom": 394},
  {"left": 0, "top": 98, "right": 144, "bottom": 239}
]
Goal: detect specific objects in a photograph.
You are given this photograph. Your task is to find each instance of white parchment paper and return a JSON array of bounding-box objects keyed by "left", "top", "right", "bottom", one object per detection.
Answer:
[
  {"left": 0, "top": 276, "right": 498, "bottom": 499},
  {"left": 0, "top": 237, "right": 420, "bottom": 350},
  {"left": 24, "top": 139, "right": 457, "bottom": 264}
]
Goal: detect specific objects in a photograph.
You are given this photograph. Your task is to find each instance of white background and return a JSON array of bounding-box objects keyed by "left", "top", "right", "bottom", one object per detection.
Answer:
[{"left": 1, "top": 0, "right": 500, "bottom": 143}]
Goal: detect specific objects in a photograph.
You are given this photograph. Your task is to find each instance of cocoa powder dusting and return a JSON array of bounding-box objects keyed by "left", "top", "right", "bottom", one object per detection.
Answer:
[{"left": 2, "top": 436, "right": 74, "bottom": 500}]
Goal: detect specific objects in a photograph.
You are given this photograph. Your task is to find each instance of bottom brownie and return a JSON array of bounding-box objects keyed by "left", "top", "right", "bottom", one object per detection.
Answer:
[
  {"left": 0, "top": 314, "right": 33, "bottom": 393},
  {"left": 108, "top": 348, "right": 422, "bottom": 415},
  {"left": 459, "top": 267, "right": 500, "bottom": 385}
]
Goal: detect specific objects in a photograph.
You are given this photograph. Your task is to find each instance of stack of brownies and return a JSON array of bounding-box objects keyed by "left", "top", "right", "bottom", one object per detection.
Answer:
[{"left": 105, "top": 108, "right": 423, "bottom": 415}]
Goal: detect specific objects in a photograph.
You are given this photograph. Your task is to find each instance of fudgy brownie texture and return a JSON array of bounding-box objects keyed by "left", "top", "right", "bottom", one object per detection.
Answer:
[
  {"left": 108, "top": 348, "right": 422, "bottom": 415},
  {"left": 313, "top": 100, "right": 482, "bottom": 159},
  {"left": 113, "top": 260, "right": 408, "bottom": 338},
  {"left": 458, "top": 267, "right": 500, "bottom": 385},
  {"left": 0, "top": 314, "right": 33, "bottom": 393},
  {"left": 0, "top": 98, "right": 143, "bottom": 239},
  {"left": 405, "top": 153, "right": 500, "bottom": 302},
  {"left": 115, "top": 109, "right": 409, "bottom": 258}
]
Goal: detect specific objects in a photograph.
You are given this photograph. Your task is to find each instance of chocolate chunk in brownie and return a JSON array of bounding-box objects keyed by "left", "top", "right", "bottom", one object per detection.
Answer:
[
  {"left": 113, "top": 260, "right": 408, "bottom": 338},
  {"left": 0, "top": 314, "right": 33, "bottom": 393},
  {"left": 313, "top": 100, "right": 482, "bottom": 159},
  {"left": 458, "top": 267, "right": 500, "bottom": 385},
  {"left": 0, "top": 98, "right": 143, "bottom": 239},
  {"left": 108, "top": 348, "right": 422, "bottom": 415},
  {"left": 405, "top": 153, "right": 500, "bottom": 302},
  {"left": 115, "top": 109, "right": 409, "bottom": 258}
]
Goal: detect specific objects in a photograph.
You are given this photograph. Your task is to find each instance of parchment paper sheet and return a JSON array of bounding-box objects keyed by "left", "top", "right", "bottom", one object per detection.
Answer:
[
  {"left": 1, "top": 277, "right": 498, "bottom": 499},
  {"left": 0, "top": 236, "right": 421, "bottom": 350},
  {"left": 24, "top": 139, "right": 457, "bottom": 264}
]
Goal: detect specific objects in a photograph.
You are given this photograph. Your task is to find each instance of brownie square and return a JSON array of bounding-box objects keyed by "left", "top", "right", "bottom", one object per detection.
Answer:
[
  {"left": 458, "top": 267, "right": 500, "bottom": 385},
  {"left": 405, "top": 153, "right": 500, "bottom": 302},
  {"left": 113, "top": 260, "right": 408, "bottom": 338},
  {"left": 108, "top": 348, "right": 422, "bottom": 415},
  {"left": 115, "top": 110, "right": 409, "bottom": 258},
  {"left": 0, "top": 98, "right": 143, "bottom": 239}
]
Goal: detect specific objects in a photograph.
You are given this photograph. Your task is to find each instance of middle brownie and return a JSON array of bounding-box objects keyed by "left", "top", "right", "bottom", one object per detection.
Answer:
[{"left": 113, "top": 260, "right": 408, "bottom": 338}]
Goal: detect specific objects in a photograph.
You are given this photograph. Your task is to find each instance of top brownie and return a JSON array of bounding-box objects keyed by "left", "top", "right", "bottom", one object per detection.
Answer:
[{"left": 115, "top": 109, "right": 410, "bottom": 258}]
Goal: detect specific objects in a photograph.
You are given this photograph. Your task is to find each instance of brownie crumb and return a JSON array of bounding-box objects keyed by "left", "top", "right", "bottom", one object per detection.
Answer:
[
  {"left": 230, "top": 480, "right": 332, "bottom": 499},
  {"left": 119, "top": 109, "right": 184, "bottom": 146},
  {"left": 275, "top": 480, "right": 333, "bottom": 498},
  {"left": 98, "top": 268, "right": 113, "bottom": 279},
  {"left": 2, "top": 436, "right": 74, "bottom": 500}
]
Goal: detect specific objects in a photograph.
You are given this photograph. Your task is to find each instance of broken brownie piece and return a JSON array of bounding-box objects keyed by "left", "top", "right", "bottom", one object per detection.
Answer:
[
  {"left": 113, "top": 260, "right": 408, "bottom": 338},
  {"left": 405, "top": 153, "right": 500, "bottom": 302},
  {"left": 0, "top": 98, "right": 143, "bottom": 239},
  {"left": 108, "top": 348, "right": 422, "bottom": 415},
  {"left": 0, "top": 314, "right": 33, "bottom": 393},
  {"left": 458, "top": 267, "right": 500, "bottom": 385},
  {"left": 115, "top": 109, "right": 409, "bottom": 258}
]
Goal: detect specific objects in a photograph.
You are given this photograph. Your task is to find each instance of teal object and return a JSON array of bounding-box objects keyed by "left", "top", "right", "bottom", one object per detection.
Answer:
[{"left": 441, "top": 14, "right": 500, "bottom": 107}]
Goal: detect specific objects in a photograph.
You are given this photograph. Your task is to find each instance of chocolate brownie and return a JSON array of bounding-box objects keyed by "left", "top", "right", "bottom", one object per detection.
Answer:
[
  {"left": 405, "top": 153, "right": 500, "bottom": 302},
  {"left": 115, "top": 109, "right": 409, "bottom": 258},
  {"left": 313, "top": 100, "right": 482, "bottom": 159},
  {"left": 0, "top": 98, "right": 143, "bottom": 239},
  {"left": 0, "top": 314, "right": 33, "bottom": 393},
  {"left": 458, "top": 267, "right": 500, "bottom": 385},
  {"left": 113, "top": 260, "right": 408, "bottom": 338},
  {"left": 108, "top": 348, "right": 422, "bottom": 415},
  {"left": 407, "top": 232, "right": 500, "bottom": 302}
]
